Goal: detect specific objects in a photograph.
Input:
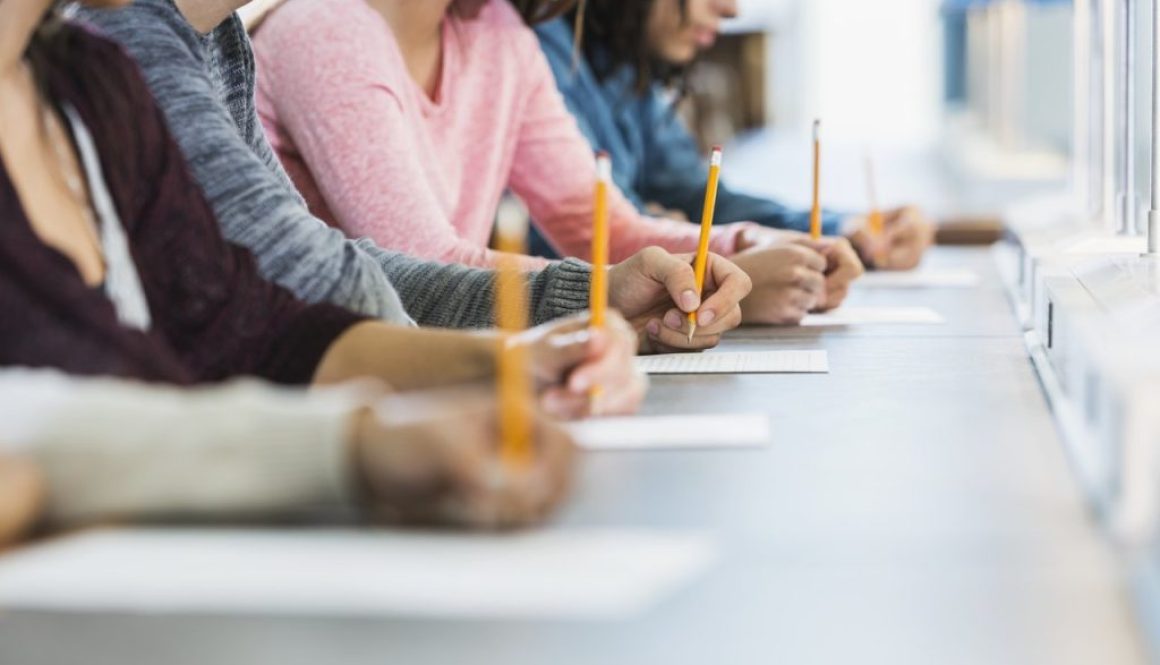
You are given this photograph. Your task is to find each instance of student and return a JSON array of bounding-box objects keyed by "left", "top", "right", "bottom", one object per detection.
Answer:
[
  {"left": 0, "top": 369, "right": 576, "bottom": 530},
  {"left": 250, "top": 0, "right": 862, "bottom": 322},
  {"left": 0, "top": 0, "right": 637, "bottom": 525},
  {"left": 78, "top": 0, "right": 752, "bottom": 351},
  {"left": 536, "top": 0, "right": 936, "bottom": 271}
]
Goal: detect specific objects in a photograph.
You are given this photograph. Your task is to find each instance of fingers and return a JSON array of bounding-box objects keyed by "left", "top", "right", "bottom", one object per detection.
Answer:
[
  {"left": 548, "top": 319, "right": 646, "bottom": 418},
  {"left": 791, "top": 265, "right": 825, "bottom": 295},
  {"left": 792, "top": 245, "right": 828, "bottom": 273},
  {"left": 697, "top": 254, "right": 751, "bottom": 330},
  {"left": 444, "top": 417, "right": 578, "bottom": 530},
  {"left": 652, "top": 310, "right": 723, "bottom": 350},
  {"left": 637, "top": 247, "right": 703, "bottom": 314},
  {"left": 526, "top": 317, "right": 597, "bottom": 387},
  {"left": 876, "top": 208, "right": 933, "bottom": 270}
]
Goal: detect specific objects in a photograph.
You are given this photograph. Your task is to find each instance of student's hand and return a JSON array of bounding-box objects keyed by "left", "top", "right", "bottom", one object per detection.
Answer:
[
  {"left": 786, "top": 236, "right": 864, "bottom": 311},
  {"left": 513, "top": 312, "right": 648, "bottom": 419},
  {"left": 351, "top": 393, "right": 577, "bottom": 530},
  {"left": 607, "top": 247, "right": 753, "bottom": 354},
  {"left": 730, "top": 245, "right": 827, "bottom": 324},
  {"left": 736, "top": 228, "right": 864, "bottom": 311},
  {"left": 0, "top": 455, "right": 43, "bottom": 548},
  {"left": 844, "top": 206, "right": 936, "bottom": 270},
  {"left": 733, "top": 226, "right": 810, "bottom": 254}
]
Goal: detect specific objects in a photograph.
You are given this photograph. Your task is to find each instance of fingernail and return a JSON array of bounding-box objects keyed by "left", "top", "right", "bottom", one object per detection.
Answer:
[
  {"left": 680, "top": 289, "right": 699, "bottom": 311},
  {"left": 571, "top": 373, "right": 591, "bottom": 392},
  {"left": 646, "top": 320, "right": 661, "bottom": 337},
  {"left": 698, "top": 309, "right": 716, "bottom": 326},
  {"left": 664, "top": 310, "right": 683, "bottom": 330}
]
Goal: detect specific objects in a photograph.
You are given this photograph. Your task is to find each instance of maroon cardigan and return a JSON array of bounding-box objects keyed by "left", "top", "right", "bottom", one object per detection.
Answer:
[{"left": 0, "top": 26, "right": 367, "bottom": 385}]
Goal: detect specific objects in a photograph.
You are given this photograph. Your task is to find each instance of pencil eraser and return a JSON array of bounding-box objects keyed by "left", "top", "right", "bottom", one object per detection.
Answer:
[{"left": 595, "top": 151, "right": 612, "bottom": 181}]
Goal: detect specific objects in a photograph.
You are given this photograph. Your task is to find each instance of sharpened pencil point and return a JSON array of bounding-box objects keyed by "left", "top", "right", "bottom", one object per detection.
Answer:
[{"left": 687, "top": 322, "right": 697, "bottom": 345}]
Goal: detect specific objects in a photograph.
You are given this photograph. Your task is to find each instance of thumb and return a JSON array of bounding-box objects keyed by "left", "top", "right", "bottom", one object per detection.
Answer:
[
  {"left": 530, "top": 326, "right": 598, "bottom": 386},
  {"left": 791, "top": 244, "right": 828, "bottom": 272},
  {"left": 639, "top": 248, "right": 702, "bottom": 314}
]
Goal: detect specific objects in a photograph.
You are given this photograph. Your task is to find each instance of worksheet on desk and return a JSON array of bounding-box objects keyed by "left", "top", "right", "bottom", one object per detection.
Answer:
[
  {"left": 636, "top": 350, "right": 828, "bottom": 374},
  {"left": 800, "top": 306, "right": 945, "bottom": 326},
  {"left": 0, "top": 529, "right": 717, "bottom": 620},
  {"left": 568, "top": 413, "right": 771, "bottom": 451},
  {"left": 856, "top": 268, "right": 981, "bottom": 289}
]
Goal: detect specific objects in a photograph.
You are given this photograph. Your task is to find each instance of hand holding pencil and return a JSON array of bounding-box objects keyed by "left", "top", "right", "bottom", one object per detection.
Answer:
[{"left": 688, "top": 146, "right": 724, "bottom": 344}]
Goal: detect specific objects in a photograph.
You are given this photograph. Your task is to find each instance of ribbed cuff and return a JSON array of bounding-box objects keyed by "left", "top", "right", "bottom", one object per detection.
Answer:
[{"left": 532, "top": 258, "right": 593, "bottom": 325}]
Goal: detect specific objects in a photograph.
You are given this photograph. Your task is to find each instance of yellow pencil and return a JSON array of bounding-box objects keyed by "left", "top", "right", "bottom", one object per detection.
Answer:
[
  {"left": 810, "top": 120, "right": 822, "bottom": 240},
  {"left": 865, "top": 150, "right": 885, "bottom": 236},
  {"left": 495, "top": 198, "right": 533, "bottom": 469},
  {"left": 687, "top": 146, "right": 723, "bottom": 344},
  {"left": 589, "top": 151, "right": 611, "bottom": 409}
]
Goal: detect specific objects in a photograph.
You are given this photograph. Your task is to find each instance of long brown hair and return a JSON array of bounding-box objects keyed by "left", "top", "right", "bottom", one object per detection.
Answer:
[
  {"left": 25, "top": 5, "right": 69, "bottom": 101},
  {"left": 567, "top": 0, "right": 689, "bottom": 95},
  {"left": 509, "top": 0, "right": 579, "bottom": 25}
]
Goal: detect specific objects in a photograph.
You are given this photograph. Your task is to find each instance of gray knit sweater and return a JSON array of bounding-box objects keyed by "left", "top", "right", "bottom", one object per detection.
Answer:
[{"left": 77, "top": 0, "right": 592, "bottom": 329}]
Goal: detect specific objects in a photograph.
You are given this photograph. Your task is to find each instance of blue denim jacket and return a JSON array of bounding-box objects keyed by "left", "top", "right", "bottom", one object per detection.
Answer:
[{"left": 530, "top": 19, "right": 842, "bottom": 258}]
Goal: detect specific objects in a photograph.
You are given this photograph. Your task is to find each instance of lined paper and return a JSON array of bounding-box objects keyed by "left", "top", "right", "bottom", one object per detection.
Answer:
[
  {"left": 0, "top": 529, "right": 717, "bottom": 620},
  {"left": 856, "top": 268, "right": 981, "bottom": 289},
  {"left": 800, "top": 306, "right": 945, "bottom": 326},
  {"left": 569, "top": 413, "right": 771, "bottom": 451},
  {"left": 636, "top": 351, "right": 829, "bottom": 374}
]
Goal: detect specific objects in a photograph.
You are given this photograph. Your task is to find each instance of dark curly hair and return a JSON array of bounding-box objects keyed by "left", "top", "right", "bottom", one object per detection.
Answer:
[{"left": 566, "top": 0, "right": 689, "bottom": 95}]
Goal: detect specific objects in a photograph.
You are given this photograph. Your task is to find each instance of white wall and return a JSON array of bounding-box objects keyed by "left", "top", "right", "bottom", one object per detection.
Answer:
[{"left": 730, "top": 0, "right": 943, "bottom": 148}]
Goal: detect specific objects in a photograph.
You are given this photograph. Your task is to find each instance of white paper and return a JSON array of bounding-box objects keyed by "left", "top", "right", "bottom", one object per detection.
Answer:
[
  {"left": 800, "top": 306, "right": 945, "bottom": 327},
  {"left": 0, "top": 529, "right": 717, "bottom": 619},
  {"left": 635, "top": 351, "right": 828, "bottom": 374},
  {"left": 856, "top": 268, "right": 981, "bottom": 289},
  {"left": 569, "top": 413, "right": 771, "bottom": 451}
]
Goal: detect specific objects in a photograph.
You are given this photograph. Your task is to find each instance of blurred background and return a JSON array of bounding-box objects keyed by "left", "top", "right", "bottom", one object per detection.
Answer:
[{"left": 684, "top": 0, "right": 1075, "bottom": 222}]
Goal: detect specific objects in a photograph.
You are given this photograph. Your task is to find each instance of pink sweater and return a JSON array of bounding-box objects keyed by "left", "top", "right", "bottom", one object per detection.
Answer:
[{"left": 253, "top": 0, "right": 751, "bottom": 270}]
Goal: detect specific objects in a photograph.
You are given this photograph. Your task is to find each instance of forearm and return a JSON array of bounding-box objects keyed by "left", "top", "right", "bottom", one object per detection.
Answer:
[
  {"left": 0, "top": 371, "right": 362, "bottom": 526},
  {"left": 314, "top": 323, "right": 500, "bottom": 391},
  {"left": 371, "top": 242, "right": 592, "bottom": 328},
  {"left": 81, "top": 10, "right": 415, "bottom": 324}
]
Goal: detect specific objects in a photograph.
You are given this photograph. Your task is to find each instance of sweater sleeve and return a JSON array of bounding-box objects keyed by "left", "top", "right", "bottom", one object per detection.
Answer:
[
  {"left": 255, "top": 15, "right": 548, "bottom": 272},
  {"left": 505, "top": 30, "right": 753, "bottom": 264},
  {"left": 80, "top": 5, "right": 592, "bottom": 329},
  {"left": 0, "top": 369, "right": 361, "bottom": 526},
  {"left": 80, "top": 5, "right": 413, "bottom": 326},
  {"left": 104, "top": 37, "right": 367, "bottom": 385},
  {"left": 368, "top": 244, "right": 592, "bottom": 328}
]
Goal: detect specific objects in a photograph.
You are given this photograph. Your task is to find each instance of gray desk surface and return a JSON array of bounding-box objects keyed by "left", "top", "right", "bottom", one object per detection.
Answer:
[{"left": 0, "top": 249, "right": 1147, "bottom": 665}]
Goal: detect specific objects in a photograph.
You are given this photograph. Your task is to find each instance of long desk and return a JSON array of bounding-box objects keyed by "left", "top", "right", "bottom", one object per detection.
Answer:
[{"left": 0, "top": 248, "right": 1146, "bottom": 665}]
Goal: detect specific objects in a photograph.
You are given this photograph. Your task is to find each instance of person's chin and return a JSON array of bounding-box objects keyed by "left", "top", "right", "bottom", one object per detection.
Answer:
[{"left": 662, "top": 46, "right": 699, "bottom": 67}]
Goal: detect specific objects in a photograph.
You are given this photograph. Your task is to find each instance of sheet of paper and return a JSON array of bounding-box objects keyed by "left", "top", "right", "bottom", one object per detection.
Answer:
[
  {"left": 856, "top": 268, "right": 981, "bottom": 289},
  {"left": 800, "top": 306, "right": 945, "bottom": 327},
  {"left": 635, "top": 350, "right": 828, "bottom": 375},
  {"left": 568, "top": 413, "right": 771, "bottom": 451},
  {"left": 0, "top": 529, "right": 717, "bottom": 620}
]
